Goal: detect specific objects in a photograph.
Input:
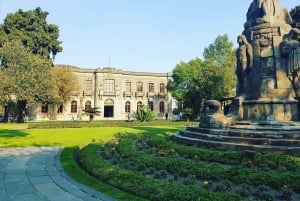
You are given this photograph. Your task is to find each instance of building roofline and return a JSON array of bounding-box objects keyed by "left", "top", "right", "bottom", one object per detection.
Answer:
[{"left": 55, "top": 64, "right": 172, "bottom": 77}]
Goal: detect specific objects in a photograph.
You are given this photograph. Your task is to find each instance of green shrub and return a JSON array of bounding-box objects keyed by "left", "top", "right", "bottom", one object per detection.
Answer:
[{"left": 132, "top": 105, "right": 156, "bottom": 122}]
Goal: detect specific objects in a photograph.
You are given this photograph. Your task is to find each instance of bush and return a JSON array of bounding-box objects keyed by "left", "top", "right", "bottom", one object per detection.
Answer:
[{"left": 132, "top": 105, "right": 156, "bottom": 122}]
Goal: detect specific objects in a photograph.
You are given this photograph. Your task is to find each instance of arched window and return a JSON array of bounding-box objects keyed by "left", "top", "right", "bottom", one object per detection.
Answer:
[
  {"left": 57, "top": 104, "right": 63, "bottom": 113},
  {"left": 41, "top": 104, "right": 48, "bottom": 113},
  {"left": 159, "top": 101, "right": 165, "bottom": 113},
  {"left": 85, "top": 100, "right": 91, "bottom": 110},
  {"left": 71, "top": 101, "right": 77, "bottom": 113},
  {"left": 137, "top": 101, "right": 143, "bottom": 110},
  {"left": 125, "top": 101, "right": 131, "bottom": 113},
  {"left": 148, "top": 101, "right": 154, "bottom": 111}
]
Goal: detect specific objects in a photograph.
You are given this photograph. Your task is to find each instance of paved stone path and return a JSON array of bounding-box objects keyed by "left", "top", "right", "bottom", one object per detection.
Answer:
[{"left": 0, "top": 147, "right": 116, "bottom": 201}]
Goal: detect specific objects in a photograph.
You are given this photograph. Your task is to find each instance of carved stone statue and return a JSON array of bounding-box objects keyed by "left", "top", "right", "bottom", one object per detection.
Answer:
[
  {"left": 236, "top": 35, "right": 253, "bottom": 96},
  {"left": 258, "top": 0, "right": 282, "bottom": 19},
  {"left": 280, "top": 28, "right": 300, "bottom": 57},
  {"left": 245, "top": 0, "right": 292, "bottom": 29}
]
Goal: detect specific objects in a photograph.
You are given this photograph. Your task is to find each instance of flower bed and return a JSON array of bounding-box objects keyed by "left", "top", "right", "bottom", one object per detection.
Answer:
[{"left": 78, "top": 133, "right": 300, "bottom": 201}]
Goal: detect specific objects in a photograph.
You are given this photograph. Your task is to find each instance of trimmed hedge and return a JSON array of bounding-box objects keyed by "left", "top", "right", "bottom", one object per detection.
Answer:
[
  {"left": 79, "top": 143, "right": 245, "bottom": 201},
  {"left": 28, "top": 120, "right": 194, "bottom": 129}
]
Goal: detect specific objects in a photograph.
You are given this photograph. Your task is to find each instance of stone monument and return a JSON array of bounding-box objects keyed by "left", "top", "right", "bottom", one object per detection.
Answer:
[
  {"left": 175, "top": 0, "right": 300, "bottom": 155},
  {"left": 239, "top": 0, "right": 299, "bottom": 122}
]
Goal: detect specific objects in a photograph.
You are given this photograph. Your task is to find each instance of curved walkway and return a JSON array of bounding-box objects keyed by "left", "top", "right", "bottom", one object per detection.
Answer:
[{"left": 0, "top": 147, "right": 116, "bottom": 201}]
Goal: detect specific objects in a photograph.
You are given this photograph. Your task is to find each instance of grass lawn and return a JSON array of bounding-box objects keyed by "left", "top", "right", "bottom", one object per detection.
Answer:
[
  {"left": 0, "top": 123, "right": 180, "bottom": 147},
  {"left": 0, "top": 122, "right": 184, "bottom": 201},
  {"left": 0, "top": 123, "right": 182, "bottom": 201}
]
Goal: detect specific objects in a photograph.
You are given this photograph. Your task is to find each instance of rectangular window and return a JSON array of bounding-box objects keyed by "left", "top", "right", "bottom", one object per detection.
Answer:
[
  {"left": 148, "top": 83, "right": 154, "bottom": 93},
  {"left": 85, "top": 80, "right": 92, "bottom": 91},
  {"left": 41, "top": 104, "right": 48, "bottom": 113},
  {"left": 160, "top": 83, "right": 165, "bottom": 93},
  {"left": 125, "top": 81, "right": 131, "bottom": 92},
  {"left": 104, "top": 79, "right": 115, "bottom": 92},
  {"left": 71, "top": 101, "right": 77, "bottom": 113},
  {"left": 137, "top": 82, "right": 143, "bottom": 92},
  {"left": 57, "top": 104, "right": 63, "bottom": 113}
]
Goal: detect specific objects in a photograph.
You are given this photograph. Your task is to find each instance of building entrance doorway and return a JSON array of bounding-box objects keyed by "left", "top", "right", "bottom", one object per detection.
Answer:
[
  {"left": 104, "top": 106, "right": 114, "bottom": 117},
  {"left": 104, "top": 99, "right": 114, "bottom": 118}
]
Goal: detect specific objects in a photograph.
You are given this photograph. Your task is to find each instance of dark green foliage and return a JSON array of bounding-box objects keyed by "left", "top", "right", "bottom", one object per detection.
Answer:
[{"left": 0, "top": 7, "right": 62, "bottom": 60}]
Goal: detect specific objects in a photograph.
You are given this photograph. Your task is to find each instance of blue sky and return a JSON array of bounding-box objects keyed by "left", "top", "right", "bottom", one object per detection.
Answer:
[{"left": 0, "top": 0, "right": 297, "bottom": 72}]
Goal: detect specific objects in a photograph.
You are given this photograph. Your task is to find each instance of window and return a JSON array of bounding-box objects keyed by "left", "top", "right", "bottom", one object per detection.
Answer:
[
  {"left": 160, "top": 83, "right": 165, "bottom": 93},
  {"left": 148, "top": 101, "right": 154, "bottom": 111},
  {"left": 57, "top": 104, "right": 63, "bottom": 113},
  {"left": 159, "top": 101, "right": 165, "bottom": 113},
  {"left": 41, "top": 104, "right": 48, "bottom": 113},
  {"left": 125, "top": 81, "right": 131, "bottom": 92},
  {"left": 71, "top": 101, "right": 77, "bottom": 113},
  {"left": 85, "top": 80, "right": 92, "bottom": 91},
  {"left": 137, "top": 82, "right": 143, "bottom": 92},
  {"left": 104, "top": 79, "right": 115, "bottom": 92},
  {"left": 125, "top": 101, "right": 131, "bottom": 113},
  {"left": 148, "top": 83, "right": 154, "bottom": 93},
  {"left": 85, "top": 101, "right": 91, "bottom": 110},
  {"left": 137, "top": 101, "right": 143, "bottom": 110}
]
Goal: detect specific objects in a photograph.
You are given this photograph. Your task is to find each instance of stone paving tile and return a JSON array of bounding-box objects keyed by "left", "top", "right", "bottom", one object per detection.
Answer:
[
  {"left": 12, "top": 193, "right": 47, "bottom": 201},
  {"left": 0, "top": 147, "right": 117, "bottom": 201}
]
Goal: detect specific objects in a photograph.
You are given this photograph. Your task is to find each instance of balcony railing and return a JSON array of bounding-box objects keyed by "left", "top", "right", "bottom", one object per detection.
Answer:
[
  {"left": 158, "top": 92, "right": 167, "bottom": 98},
  {"left": 103, "top": 91, "right": 117, "bottom": 96},
  {"left": 147, "top": 92, "right": 156, "bottom": 97},
  {"left": 135, "top": 92, "right": 145, "bottom": 97},
  {"left": 123, "top": 91, "right": 133, "bottom": 97}
]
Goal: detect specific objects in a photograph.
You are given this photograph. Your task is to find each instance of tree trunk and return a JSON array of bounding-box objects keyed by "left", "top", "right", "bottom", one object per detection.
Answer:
[
  {"left": 50, "top": 104, "right": 58, "bottom": 120},
  {"left": 17, "top": 100, "right": 27, "bottom": 123}
]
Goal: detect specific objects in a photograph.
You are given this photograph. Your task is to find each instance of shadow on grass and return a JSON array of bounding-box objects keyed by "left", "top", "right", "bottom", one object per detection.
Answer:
[{"left": 0, "top": 129, "right": 28, "bottom": 138}]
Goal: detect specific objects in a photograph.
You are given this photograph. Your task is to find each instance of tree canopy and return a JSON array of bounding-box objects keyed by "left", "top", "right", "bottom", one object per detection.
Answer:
[
  {"left": 0, "top": 7, "right": 62, "bottom": 60},
  {"left": 169, "top": 35, "right": 236, "bottom": 119},
  {"left": 203, "top": 34, "right": 236, "bottom": 68},
  {"left": 0, "top": 40, "right": 56, "bottom": 122},
  {"left": 0, "top": 8, "right": 70, "bottom": 122}
]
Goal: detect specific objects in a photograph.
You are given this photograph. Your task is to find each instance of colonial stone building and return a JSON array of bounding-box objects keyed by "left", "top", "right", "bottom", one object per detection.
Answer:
[{"left": 31, "top": 65, "right": 173, "bottom": 121}]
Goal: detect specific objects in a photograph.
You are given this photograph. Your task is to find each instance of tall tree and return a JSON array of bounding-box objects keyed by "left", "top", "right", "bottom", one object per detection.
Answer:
[
  {"left": 203, "top": 34, "right": 236, "bottom": 68},
  {"left": 169, "top": 34, "right": 236, "bottom": 119},
  {"left": 0, "top": 40, "right": 57, "bottom": 122},
  {"left": 0, "top": 7, "right": 62, "bottom": 60}
]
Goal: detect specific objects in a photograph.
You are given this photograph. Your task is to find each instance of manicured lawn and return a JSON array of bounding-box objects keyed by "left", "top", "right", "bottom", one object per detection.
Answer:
[
  {"left": 0, "top": 122, "right": 184, "bottom": 201},
  {"left": 0, "top": 124, "right": 178, "bottom": 147}
]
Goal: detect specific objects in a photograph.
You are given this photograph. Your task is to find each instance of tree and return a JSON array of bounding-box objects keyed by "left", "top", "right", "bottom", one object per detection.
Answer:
[
  {"left": 0, "top": 7, "right": 62, "bottom": 60},
  {"left": 168, "top": 34, "right": 236, "bottom": 119},
  {"left": 82, "top": 107, "right": 101, "bottom": 121},
  {"left": 290, "top": 5, "right": 300, "bottom": 29},
  {"left": 0, "top": 40, "right": 57, "bottom": 122},
  {"left": 203, "top": 34, "right": 236, "bottom": 68},
  {"left": 48, "top": 66, "right": 79, "bottom": 120}
]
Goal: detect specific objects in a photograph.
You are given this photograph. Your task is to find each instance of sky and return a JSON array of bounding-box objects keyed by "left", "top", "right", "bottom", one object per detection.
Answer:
[{"left": 0, "top": 0, "right": 297, "bottom": 73}]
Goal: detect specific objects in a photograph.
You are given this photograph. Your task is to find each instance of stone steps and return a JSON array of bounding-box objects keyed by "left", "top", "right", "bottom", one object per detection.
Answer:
[
  {"left": 174, "top": 123, "right": 300, "bottom": 155},
  {"left": 178, "top": 129, "right": 300, "bottom": 146},
  {"left": 174, "top": 132, "right": 300, "bottom": 155}
]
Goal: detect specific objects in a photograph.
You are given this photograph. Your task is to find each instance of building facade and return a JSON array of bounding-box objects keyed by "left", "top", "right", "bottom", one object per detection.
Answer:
[{"left": 30, "top": 65, "right": 173, "bottom": 121}]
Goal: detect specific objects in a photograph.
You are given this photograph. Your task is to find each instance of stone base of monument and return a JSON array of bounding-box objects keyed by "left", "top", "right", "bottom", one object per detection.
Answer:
[
  {"left": 243, "top": 99, "right": 299, "bottom": 121},
  {"left": 174, "top": 121, "right": 300, "bottom": 155}
]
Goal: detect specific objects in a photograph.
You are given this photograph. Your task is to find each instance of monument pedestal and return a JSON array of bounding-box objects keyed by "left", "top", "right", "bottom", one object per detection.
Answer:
[{"left": 243, "top": 98, "right": 299, "bottom": 121}]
